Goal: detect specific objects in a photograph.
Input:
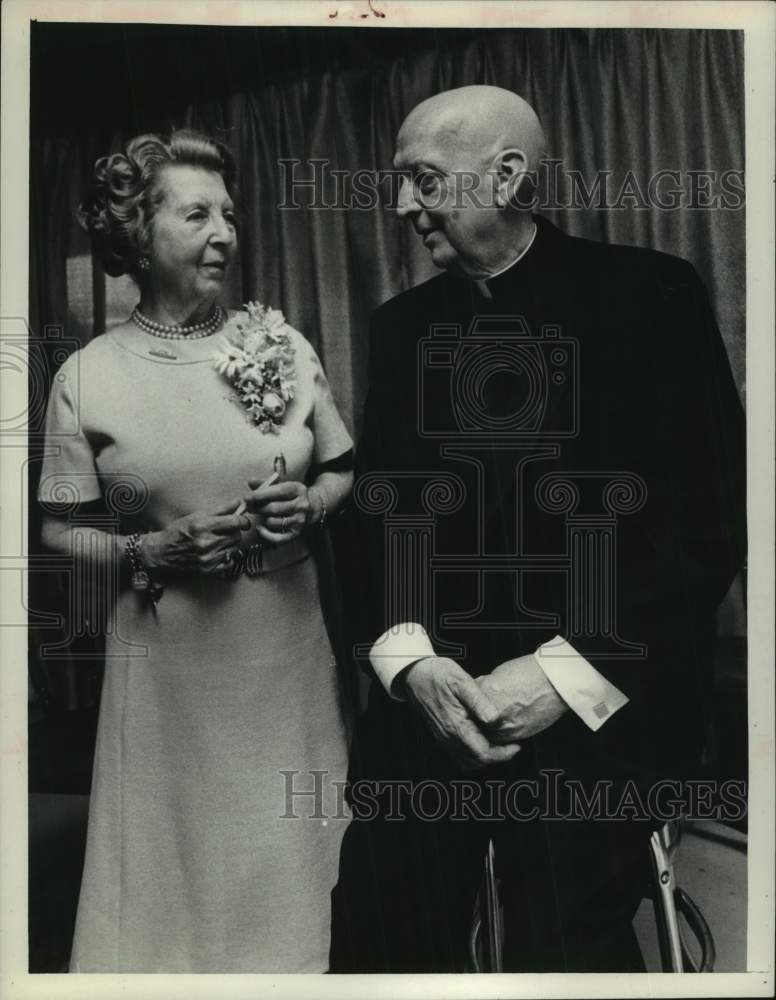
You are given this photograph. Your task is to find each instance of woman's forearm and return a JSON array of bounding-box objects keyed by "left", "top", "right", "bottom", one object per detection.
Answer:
[
  {"left": 42, "top": 515, "right": 126, "bottom": 570},
  {"left": 41, "top": 515, "right": 163, "bottom": 587},
  {"left": 308, "top": 470, "right": 353, "bottom": 524}
]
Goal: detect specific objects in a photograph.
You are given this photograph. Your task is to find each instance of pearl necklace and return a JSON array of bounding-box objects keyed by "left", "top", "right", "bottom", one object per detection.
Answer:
[{"left": 132, "top": 304, "right": 225, "bottom": 340}]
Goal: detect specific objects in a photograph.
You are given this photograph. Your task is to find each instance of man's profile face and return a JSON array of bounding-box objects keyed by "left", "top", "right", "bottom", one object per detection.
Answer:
[{"left": 393, "top": 115, "right": 497, "bottom": 277}]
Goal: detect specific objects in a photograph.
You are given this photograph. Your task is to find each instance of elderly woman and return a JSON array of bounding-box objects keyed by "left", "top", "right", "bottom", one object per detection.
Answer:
[{"left": 38, "top": 130, "right": 353, "bottom": 972}]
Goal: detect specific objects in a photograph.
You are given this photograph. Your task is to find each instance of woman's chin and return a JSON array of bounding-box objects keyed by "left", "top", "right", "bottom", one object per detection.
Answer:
[{"left": 190, "top": 279, "right": 227, "bottom": 304}]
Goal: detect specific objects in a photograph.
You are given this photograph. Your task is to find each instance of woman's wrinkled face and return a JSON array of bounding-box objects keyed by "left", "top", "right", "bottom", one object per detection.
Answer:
[{"left": 145, "top": 164, "right": 238, "bottom": 309}]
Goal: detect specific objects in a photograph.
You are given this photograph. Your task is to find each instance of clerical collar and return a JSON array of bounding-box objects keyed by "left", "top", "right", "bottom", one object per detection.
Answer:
[{"left": 473, "top": 223, "right": 538, "bottom": 299}]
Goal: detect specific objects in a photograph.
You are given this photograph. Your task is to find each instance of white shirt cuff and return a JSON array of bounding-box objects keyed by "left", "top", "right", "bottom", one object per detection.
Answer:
[
  {"left": 369, "top": 622, "right": 436, "bottom": 700},
  {"left": 534, "top": 635, "right": 629, "bottom": 731}
]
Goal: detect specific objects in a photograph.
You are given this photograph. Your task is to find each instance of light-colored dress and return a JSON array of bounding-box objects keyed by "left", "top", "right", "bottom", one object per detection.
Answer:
[{"left": 38, "top": 313, "right": 352, "bottom": 972}]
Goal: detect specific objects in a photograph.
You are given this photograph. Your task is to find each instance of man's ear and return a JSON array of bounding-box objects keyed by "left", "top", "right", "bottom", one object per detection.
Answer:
[{"left": 494, "top": 148, "right": 531, "bottom": 208}]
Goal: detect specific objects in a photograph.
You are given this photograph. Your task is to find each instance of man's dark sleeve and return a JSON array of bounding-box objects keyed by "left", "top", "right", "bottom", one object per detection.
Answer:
[
  {"left": 330, "top": 308, "right": 399, "bottom": 678},
  {"left": 566, "top": 260, "right": 746, "bottom": 776},
  {"left": 603, "top": 260, "right": 744, "bottom": 653}
]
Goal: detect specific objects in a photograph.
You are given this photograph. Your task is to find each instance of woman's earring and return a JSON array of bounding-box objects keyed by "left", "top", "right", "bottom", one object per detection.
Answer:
[{"left": 139, "top": 255, "right": 151, "bottom": 272}]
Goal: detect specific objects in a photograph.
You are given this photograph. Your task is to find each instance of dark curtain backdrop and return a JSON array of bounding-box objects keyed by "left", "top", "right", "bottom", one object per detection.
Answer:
[{"left": 28, "top": 24, "right": 746, "bottom": 743}]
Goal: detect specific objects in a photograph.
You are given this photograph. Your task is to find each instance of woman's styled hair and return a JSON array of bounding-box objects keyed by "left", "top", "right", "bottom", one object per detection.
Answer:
[{"left": 78, "top": 129, "right": 237, "bottom": 281}]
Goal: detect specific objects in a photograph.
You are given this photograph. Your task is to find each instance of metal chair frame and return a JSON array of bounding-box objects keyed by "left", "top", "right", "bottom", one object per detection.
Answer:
[{"left": 469, "top": 821, "right": 716, "bottom": 973}]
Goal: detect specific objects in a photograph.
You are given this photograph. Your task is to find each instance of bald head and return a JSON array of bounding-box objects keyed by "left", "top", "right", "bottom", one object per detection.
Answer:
[
  {"left": 396, "top": 86, "right": 546, "bottom": 175},
  {"left": 393, "top": 86, "right": 545, "bottom": 278}
]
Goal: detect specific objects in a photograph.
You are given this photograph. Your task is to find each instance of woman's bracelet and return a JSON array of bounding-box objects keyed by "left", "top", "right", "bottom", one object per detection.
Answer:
[
  {"left": 307, "top": 486, "right": 327, "bottom": 529},
  {"left": 125, "top": 531, "right": 164, "bottom": 606}
]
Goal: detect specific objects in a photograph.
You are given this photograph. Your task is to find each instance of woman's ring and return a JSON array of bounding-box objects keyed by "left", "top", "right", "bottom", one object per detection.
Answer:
[{"left": 280, "top": 517, "right": 289, "bottom": 533}]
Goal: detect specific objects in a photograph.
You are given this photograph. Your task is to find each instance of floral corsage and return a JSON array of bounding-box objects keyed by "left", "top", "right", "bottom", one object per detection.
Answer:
[{"left": 213, "top": 302, "right": 296, "bottom": 433}]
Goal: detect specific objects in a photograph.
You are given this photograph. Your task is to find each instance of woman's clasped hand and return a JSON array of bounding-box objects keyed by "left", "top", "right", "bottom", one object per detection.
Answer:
[
  {"left": 141, "top": 499, "right": 251, "bottom": 575},
  {"left": 245, "top": 477, "right": 324, "bottom": 544}
]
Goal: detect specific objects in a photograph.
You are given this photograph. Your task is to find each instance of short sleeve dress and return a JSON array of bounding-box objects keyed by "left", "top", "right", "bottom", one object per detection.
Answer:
[{"left": 38, "top": 313, "right": 353, "bottom": 972}]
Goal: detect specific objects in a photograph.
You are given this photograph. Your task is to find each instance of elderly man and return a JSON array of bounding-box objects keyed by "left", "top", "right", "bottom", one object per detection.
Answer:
[{"left": 331, "top": 86, "right": 745, "bottom": 973}]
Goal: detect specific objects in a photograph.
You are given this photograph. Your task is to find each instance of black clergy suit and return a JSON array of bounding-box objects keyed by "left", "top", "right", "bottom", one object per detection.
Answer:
[{"left": 330, "top": 215, "right": 746, "bottom": 972}]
